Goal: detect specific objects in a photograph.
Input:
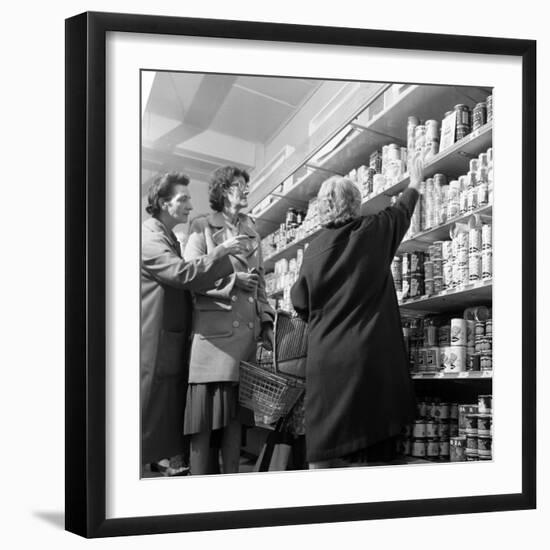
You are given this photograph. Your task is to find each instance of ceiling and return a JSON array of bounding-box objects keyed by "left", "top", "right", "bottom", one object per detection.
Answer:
[{"left": 142, "top": 71, "right": 320, "bottom": 193}]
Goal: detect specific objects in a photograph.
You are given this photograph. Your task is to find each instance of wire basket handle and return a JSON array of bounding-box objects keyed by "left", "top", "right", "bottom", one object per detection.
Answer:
[{"left": 272, "top": 309, "right": 293, "bottom": 374}]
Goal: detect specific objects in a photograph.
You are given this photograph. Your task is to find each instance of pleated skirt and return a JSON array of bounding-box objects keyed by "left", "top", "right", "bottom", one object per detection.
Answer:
[{"left": 183, "top": 382, "right": 239, "bottom": 435}]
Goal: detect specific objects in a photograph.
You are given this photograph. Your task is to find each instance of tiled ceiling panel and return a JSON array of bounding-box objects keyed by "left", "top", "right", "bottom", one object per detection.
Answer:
[{"left": 236, "top": 76, "right": 319, "bottom": 106}]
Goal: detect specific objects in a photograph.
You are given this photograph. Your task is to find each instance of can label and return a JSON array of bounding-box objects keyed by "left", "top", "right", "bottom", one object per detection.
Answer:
[
  {"left": 451, "top": 319, "right": 467, "bottom": 345},
  {"left": 438, "top": 419, "right": 450, "bottom": 437},
  {"left": 464, "top": 414, "right": 478, "bottom": 436},
  {"left": 466, "top": 436, "right": 478, "bottom": 454},
  {"left": 427, "top": 438, "right": 440, "bottom": 457},
  {"left": 482, "top": 224, "right": 492, "bottom": 250},
  {"left": 402, "top": 253, "right": 411, "bottom": 276},
  {"left": 424, "top": 261, "right": 434, "bottom": 279},
  {"left": 442, "top": 241, "right": 454, "bottom": 260},
  {"left": 469, "top": 227, "right": 482, "bottom": 253},
  {"left": 417, "top": 401, "right": 427, "bottom": 418},
  {"left": 478, "top": 395, "right": 492, "bottom": 414},
  {"left": 433, "top": 276, "right": 444, "bottom": 294},
  {"left": 458, "top": 404, "right": 479, "bottom": 432},
  {"left": 430, "top": 242, "right": 443, "bottom": 259},
  {"left": 469, "top": 253, "right": 482, "bottom": 281},
  {"left": 439, "top": 439, "right": 450, "bottom": 457},
  {"left": 450, "top": 404, "right": 459, "bottom": 420},
  {"left": 477, "top": 415, "right": 492, "bottom": 436},
  {"left": 412, "top": 439, "right": 427, "bottom": 457},
  {"left": 410, "top": 252, "right": 425, "bottom": 273},
  {"left": 457, "top": 247, "right": 469, "bottom": 266},
  {"left": 477, "top": 436, "right": 492, "bottom": 457},
  {"left": 467, "top": 187, "right": 478, "bottom": 211},
  {"left": 438, "top": 325, "right": 451, "bottom": 346},
  {"left": 482, "top": 251, "right": 492, "bottom": 280},
  {"left": 424, "top": 325, "right": 438, "bottom": 346},
  {"left": 441, "top": 346, "right": 466, "bottom": 373},
  {"left": 426, "top": 421, "right": 438, "bottom": 438},
  {"left": 480, "top": 354, "right": 493, "bottom": 371},
  {"left": 425, "top": 347, "right": 440, "bottom": 372},
  {"left": 425, "top": 279, "right": 435, "bottom": 296},
  {"left": 433, "top": 259, "right": 443, "bottom": 277},
  {"left": 412, "top": 421, "right": 427, "bottom": 438},
  {"left": 443, "top": 262, "right": 453, "bottom": 289},
  {"left": 466, "top": 320, "right": 476, "bottom": 346},
  {"left": 450, "top": 437, "right": 467, "bottom": 462}
]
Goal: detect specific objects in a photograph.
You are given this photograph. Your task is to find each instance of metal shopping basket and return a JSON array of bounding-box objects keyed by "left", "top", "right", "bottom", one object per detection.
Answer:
[{"left": 239, "top": 311, "right": 307, "bottom": 425}]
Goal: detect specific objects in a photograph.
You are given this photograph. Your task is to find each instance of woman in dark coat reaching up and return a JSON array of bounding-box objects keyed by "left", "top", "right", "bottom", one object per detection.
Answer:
[{"left": 290, "top": 157, "right": 424, "bottom": 469}]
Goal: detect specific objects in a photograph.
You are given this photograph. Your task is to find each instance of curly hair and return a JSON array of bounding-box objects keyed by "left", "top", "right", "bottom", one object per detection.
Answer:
[
  {"left": 317, "top": 176, "right": 361, "bottom": 228},
  {"left": 145, "top": 172, "right": 190, "bottom": 217},
  {"left": 208, "top": 166, "right": 250, "bottom": 212}
]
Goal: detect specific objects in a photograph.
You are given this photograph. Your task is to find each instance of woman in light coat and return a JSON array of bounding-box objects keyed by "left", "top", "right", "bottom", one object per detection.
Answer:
[{"left": 184, "top": 166, "right": 275, "bottom": 475}]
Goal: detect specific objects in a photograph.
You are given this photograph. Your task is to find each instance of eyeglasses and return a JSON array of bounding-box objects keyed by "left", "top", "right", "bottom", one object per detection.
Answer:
[{"left": 229, "top": 181, "right": 249, "bottom": 192}]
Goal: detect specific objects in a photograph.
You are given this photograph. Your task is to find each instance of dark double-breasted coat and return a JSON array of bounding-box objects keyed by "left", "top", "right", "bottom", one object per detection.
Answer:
[
  {"left": 141, "top": 217, "right": 232, "bottom": 464},
  {"left": 290, "top": 188, "right": 419, "bottom": 463}
]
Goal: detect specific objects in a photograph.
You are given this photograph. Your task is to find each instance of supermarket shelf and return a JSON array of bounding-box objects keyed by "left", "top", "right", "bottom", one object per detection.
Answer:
[
  {"left": 361, "top": 122, "right": 493, "bottom": 217},
  {"left": 399, "top": 279, "right": 492, "bottom": 313},
  {"left": 398, "top": 204, "right": 493, "bottom": 253},
  {"left": 264, "top": 229, "right": 321, "bottom": 270},
  {"left": 252, "top": 85, "right": 490, "bottom": 237},
  {"left": 411, "top": 371, "right": 493, "bottom": 380}
]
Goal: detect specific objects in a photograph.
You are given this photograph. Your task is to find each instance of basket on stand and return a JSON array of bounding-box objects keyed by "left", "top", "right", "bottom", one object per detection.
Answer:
[{"left": 239, "top": 311, "right": 307, "bottom": 426}]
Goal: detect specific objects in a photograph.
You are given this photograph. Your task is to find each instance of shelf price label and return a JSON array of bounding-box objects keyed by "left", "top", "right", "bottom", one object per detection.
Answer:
[{"left": 482, "top": 370, "right": 492, "bottom": 377}]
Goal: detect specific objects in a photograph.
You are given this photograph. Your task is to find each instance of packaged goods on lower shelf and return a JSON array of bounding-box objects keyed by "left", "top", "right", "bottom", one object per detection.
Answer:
[
  {"left": 402, "top": 306, "right": 493, "bottom": 374},
  {"left": 393, "top": 218, "right": 492, "bottom": 301},
  {"left": 398, "top": 393, "right": 492, "bottom": 462}
]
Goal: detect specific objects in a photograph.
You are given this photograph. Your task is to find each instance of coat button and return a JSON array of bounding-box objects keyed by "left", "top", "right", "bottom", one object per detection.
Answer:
[
  {"left": 248, "top": 296, "right": 254, "bottom": 303},
  {"left": 233, "top": 321, "right": 240, "bottom": 328},
  {"left": 231, "top": 295, "right": 237, "bottom": 302},
  {"left": 248, "top": 322, "right": 254, "bottom": 329}
]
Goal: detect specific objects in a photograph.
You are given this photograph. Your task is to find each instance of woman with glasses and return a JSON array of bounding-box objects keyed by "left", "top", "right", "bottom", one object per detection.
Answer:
[{"left": 183, "top": 166, "right": 275, "bottom": 475}]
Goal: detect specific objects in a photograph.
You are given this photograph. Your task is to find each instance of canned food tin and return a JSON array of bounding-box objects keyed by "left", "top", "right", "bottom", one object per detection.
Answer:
[
  {"left": 458, "top": 404, "right": 479, "bottom": 434},
  {"left": 433, "top": 259, "right": 443, "bottom": 277},
  {"left": 417, "top": 401, "right": 428, "bottom": 418},
  {"left": 482, "top": 223, "right": 492, "bottom": 250},
  {"left": 430, "top": 241, "right": 444, "bottom": 260},
  {"left": 482, "top": 251, "right": 493, "bottom": 280},
  {"left": 464, "top": 414, "right": 478, "bottom": 436},
  {"left": 477, "top": 414, "right": 492, "bottom": 436},
  {"left": 391, "top": 256, "right": 402, "bottom": 282},
  {"left": 480, "top": 354, "right": 493, "bottom": 371},
  {"left": 456, "top": 125, "right": 471, "bottom": 141},
  {"left": 433, "top": 276, "right": 444, "bottom": 294},
  {"left": 485, "top": 319, "right": 493, "bottom": 336},
  {"left": 426, "top": 420, "right": 438, "bottom": 438},
  {"left": 439, "top": 439, "right": 450, "bottom": 457},
  {"left": 410, "top": 251, "right": 425, "bottom": 274},
  {"left": 474, "top": 321, "right": 485, "bottom": 337},
  {"left": 469, "top": 253, "right": 482, "bottom": 281},
  {"left": 443, "top": 262, "right": 453, "bottom": 289},
  {"left": 457, "top": 247, "right": 469, "bottom": 266},
  {"left": 477, "top": 436, "right": 492, "bottom": 458},
  {"left": 427, "top": 402, "right": 438, "bottom": 419},
  {"left": 441, "top": 345, "right": 466, "bottom": 373},
  {"left": 416, "top": 348, "right": 427, "bottom": 371},
  {"left": 425, "top": 347, "right": 440, "bottom": 372},
  {"left": 424, "top": 279, "right": 435, "bottom": 296},
  {"left": 486, "top": 95, "right": 493, "bottom": 121},
  {"left": 466, "top": 435, "right": 478, "bottom": 454},
  {"left": 468, "top": 353, "right": 481, "bottom": 372},
  {"left": 438, "top": 419, "right": 450, "bottom": 437},
  {"left": 467, "top": 187, "right": 479, "bottom": 211},
  {"left": 450, "top": 403, "right": 459, "bottom": 420},
  {"left": 450, "top": 436, "right": 467, "bottom": 462},
  {"left": 450, "top": 421, "right": 459, "bottom": 437},
  {"left": 409, "top": 274, "right": 424, "bottom": 298},
  {"left": 473, "top": 102, "right": 487, "bottom": 130},
  {"left": 469, "top": 227, "right": 482, "bottom": 253},
  {"left": 476, "top": 336, "right": 492, "bottom": 353},
  {"left": 427, "top": 438, "right": 440, "bottom": 457},
  {"left": 411, "top": 438, "right": 427, "bottom": 457},
  {"left": 478, "top": 395, "right": 492, "bottom": 414},
  {"left": 438, "top": 403, "right": 450, "bottom": 420},
  {"left": 477, "top": 182, "right": 489, "bottom": 206},
  {"left": 442, "top": 241, "right": 454, "bottom": 260},
  {"left": 451, "top": 319, "right": 467, "bottom": 346},
  {"left": 454, "top": 104, "right": 471, "bottom": 126},
  {"left": 459, "top": 190, "right": 469, "bottom": 214},
  {"left": 456, "top": 231, "right": 469, "bottom": 250},
  {"left": 424, "top": 261, "right": 434, "bottom": 280},
  {"left": 401, "top": 274, "right": 411, "bottom": 299},
  {"left": 466, "top": 320, "right": 476, "bottom": 346},
  {"left": 412, "top": 420, "right": 427, "bottom": 438}
]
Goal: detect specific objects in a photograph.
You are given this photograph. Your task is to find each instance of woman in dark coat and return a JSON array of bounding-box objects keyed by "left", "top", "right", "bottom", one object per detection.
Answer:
[
  {"left": 141, "top": 172, "right": 248, "bottom": 475},
  {"left": 290, "top": 159, "right": 423, "bottom": 468}
]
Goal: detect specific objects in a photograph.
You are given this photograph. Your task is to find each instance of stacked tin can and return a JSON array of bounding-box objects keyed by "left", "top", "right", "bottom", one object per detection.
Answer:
[
  {"left": 400, "top": 399, "right": 459, "bottom": 460},
  {"left": 454, "top": 104, "right": 471, "bottom": 141},
  {"left": 424, "top": 119, "right": 440, "bottom": 161},
  {"left": 455, "top": 394, "right": 493, "bottom": 461}
]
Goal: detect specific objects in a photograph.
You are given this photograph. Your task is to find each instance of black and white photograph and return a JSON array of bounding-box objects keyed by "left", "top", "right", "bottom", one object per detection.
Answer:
[{"left": 140, "top": 72, "right": 495, "bottom": 478}]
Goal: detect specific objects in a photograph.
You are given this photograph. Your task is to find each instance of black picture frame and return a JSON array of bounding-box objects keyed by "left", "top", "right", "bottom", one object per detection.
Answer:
[{"left": 65, "top": 11, "right": 536, "bottom": 538}]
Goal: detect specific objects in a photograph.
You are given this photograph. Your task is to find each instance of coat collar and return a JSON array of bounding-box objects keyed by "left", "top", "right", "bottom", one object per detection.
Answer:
[
  {"left": 206, "top": 211, "right": 256, "bottom": 238},
  {"left": 143, "top": 217, "right": 180, "bottom": 248}
]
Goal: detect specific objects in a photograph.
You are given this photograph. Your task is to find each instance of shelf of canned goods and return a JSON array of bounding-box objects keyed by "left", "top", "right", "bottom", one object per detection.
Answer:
[{"left": 251, "top": 80, "right": 493, "bottom": 463}]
